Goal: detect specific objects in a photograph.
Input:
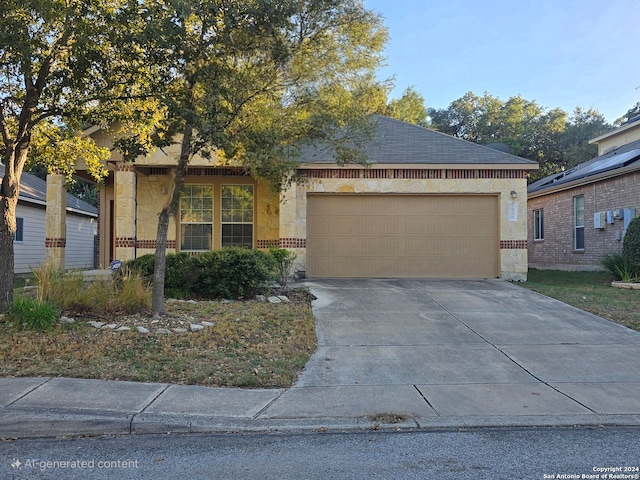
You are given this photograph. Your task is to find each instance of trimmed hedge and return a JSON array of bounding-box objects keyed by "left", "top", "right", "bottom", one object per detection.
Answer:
[
  {"left": 622, "top": 217, "right": 640, "bottom": 269},
  {"left": 123, "top": 248, "right": 276, "bottom": 299}
]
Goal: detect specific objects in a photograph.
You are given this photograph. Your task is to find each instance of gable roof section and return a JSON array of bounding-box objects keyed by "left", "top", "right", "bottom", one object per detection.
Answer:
[
  {"left": 0, "top": 165, "right": 97, "bottom": 216},
  {"left": 528, "top": 139, "right": 640, "bottom": 196},
  {"left": 298, "top": 115, "right": 538, "bottom": 167}
]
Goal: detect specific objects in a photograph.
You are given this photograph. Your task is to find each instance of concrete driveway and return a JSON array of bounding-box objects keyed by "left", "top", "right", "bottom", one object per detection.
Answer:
[{"left": 263, "top": 278, "right": 640, "bottom": 424}]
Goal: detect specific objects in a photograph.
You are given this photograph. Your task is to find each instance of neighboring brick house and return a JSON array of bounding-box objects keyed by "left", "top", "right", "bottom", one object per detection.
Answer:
[
  {"left": 64, "top": 115, "right": 537, "bottom": 280},
  {"left": 527, "top": 119, "right": 640, "bottom": 270}
]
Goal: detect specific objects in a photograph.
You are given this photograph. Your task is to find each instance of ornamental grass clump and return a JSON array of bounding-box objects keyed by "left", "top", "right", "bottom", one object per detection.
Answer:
[{"left": 9, "top": 296, "right": 59, "bottom": 331}]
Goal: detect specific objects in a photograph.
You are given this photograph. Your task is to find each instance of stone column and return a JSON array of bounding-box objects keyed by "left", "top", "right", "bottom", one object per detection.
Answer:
[
  {"left": 45, "top": 173, "right": 66, "bottom": 270},
  {"left": 114, "top": 163, "right": 137, "bottom": 262}
]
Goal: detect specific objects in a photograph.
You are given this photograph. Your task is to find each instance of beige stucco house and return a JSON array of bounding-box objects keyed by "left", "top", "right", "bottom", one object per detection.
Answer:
[{"left": 47, "top": 115, "right": 537, "bottom": 281}]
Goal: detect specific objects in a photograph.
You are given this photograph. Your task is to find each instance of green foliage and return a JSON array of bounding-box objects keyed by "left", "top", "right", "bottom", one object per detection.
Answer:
[
  {"left": 601, "top": 252, "right": 640, "bottom": 282},
  {"left": 9, "top": 297, "right": 59, "bottom": 331},
  {"left": 122, "top": 253, "right": 196, "bottom": 298},
  {"left": 429, "top": 92, "right": 611, "bottom": 182},
  {"left": 622, "top": 217, "right": 640, "bottom": 269},
  {"left": 194, "top": 248, "right": 276, "bottom": 299},
  {"left": 383, "top": 87, "right": 429, "bottom": 126},
  {"left": 269, "top": 247, "right": 298, "bottom": 288}
]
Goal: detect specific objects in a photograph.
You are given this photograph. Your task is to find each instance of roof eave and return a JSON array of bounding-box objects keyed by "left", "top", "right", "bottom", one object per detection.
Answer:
[{"left": 528, "top": 163, "right": 640, "bottom": 198}]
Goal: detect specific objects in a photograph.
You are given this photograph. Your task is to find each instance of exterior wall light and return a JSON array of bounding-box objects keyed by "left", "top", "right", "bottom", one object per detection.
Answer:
[{"left": 510, "top": 190, "right": 517, "bottom": 199}]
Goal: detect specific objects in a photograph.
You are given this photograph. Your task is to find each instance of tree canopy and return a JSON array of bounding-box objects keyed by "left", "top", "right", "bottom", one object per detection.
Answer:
[{"left": 429, "top": 91, "right": 611, "bottom": 181}]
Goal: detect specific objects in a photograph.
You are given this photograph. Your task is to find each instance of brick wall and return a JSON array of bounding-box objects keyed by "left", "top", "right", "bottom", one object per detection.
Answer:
[{"left": 527, "top": 171, "right": 640, "bottom": 268}]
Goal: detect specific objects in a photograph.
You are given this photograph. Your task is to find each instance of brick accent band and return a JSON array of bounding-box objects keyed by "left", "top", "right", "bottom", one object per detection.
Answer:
[
  {"left": 115, "top": 239, "right": 177, "bottom": 249},
  {"left": 299, "top": 168, "right": 528, "bottom": 180},
  {"left": 45, "top": 238, "right": 66, "bottom": 248},
  {"left": 116, "top": 163, "right": 135, "bottom": 172},
  {"left": 257, "top": 238, "right": 307, "bottom": 249},
  {"left": 115, "top": 237, "right": 135, "bottom": 248},
  {"left": 500, "top": 240, "right": 528, "bottom": 249}
]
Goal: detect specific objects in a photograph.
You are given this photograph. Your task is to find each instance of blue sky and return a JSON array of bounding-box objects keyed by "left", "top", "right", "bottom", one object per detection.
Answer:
[{"left": 365, "top": 0, "right": 640, "bottom": 123}]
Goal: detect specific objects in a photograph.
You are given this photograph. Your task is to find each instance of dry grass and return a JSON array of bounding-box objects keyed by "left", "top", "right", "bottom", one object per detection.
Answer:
[{"left": 0, "top": 288, "right": 317, "bottom": 388}]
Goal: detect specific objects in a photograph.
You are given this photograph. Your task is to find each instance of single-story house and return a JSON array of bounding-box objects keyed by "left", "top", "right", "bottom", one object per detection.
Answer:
[
  {"left": 527, "top": 118, "right": 640, "bottom": 270},
  {"left": 0, "top": 165, "right": 98, "bottom": 274},
  {"left": 68, "top": 115, "right": 537, "bottom": 281}
]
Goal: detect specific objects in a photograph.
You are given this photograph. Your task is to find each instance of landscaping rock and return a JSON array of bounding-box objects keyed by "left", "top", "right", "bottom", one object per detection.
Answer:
[
  {"left": 156, "top": 328, "right": 172, "bottom": 335},
  {"left": 267, "top": 296, "right": 282, "bottom": 304},
  {"left": 201, "top": 321, "right": 215, "bottom": 327},
  {"left": 190, "top": 323, "right": 205, "bottom": 331},
  {"left": 277, "top": 295, "right": 290, "bottom": 302},
  {"left": 88, "top": 321, "right": 104, "bottom": 329},
  {"left": 59, "top": 316, "right": 75, "bottom": 324},
  {"left": 116, "top": 326, "right": 131, "bottom": 332},
  {"left": 136, "top": 326, "right": 150, "bottom": 334},
  {"left": 103, "top": 324, "right": 118, "bottom": 330},
  {"left": 256, "top": 295, "right": 267, "bottom": 302},
  {"left": 172, "top": 328, "right": 188, "bottom": 333}
]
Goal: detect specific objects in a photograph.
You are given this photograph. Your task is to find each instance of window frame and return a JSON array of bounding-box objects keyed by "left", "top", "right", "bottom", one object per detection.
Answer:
[
  {"left": 533, "top": 209, "right": 544, "bottom": 241},
  {"left": 220, "top": 184, "right": 254, "bottom": 249},
  {"left": 178, "top": 181, "right": 256, "bottom": 252},
  {"left": 14, "top": 217, "right": 24, "bottom": 242},
  {"left": 573, "top": 195, "right": 585, "bottom": 251},
  {"left": 180, "top": 185, "right": 214, "bottom": 252}
]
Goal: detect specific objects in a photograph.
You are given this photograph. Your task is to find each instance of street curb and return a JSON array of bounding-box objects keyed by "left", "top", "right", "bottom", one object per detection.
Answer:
[{"left": 4, "top": 408, "right": 640, "bottom": 440}]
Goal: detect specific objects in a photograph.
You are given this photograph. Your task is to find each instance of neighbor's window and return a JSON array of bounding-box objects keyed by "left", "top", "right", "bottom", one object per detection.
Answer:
[
  {"left": 533, "top": 209, "right": 544, "bottom": 240},
  {"left": 180, "top": 185, "right": 213, "bottom": 251},
  {"left": 574, "top": 195, "right": 584, "bottom": 250},
  {"left": 14, "top": 217, "right": 23, "bottom": 242},
  {"left": 221, "top": 185, "right": 253, "bottom": 248}
]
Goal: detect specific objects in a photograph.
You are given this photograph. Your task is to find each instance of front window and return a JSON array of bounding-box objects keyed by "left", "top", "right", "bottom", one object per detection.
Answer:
[
  {"left": 574, "top": 195, "right": 584, "bottom": 250},
  {"left": 221, "top": 185, "right": 254, "bottom": 248},
  {"left": 533, "top": 209, "right": 544, "bottom": 241},
  {"left": 181, "top": 185, "right": 213, "bottom": 251}
]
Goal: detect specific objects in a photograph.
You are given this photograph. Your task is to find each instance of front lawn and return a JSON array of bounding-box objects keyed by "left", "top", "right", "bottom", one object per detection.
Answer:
[
  {"left": 0, "top": 292, "right": 317, "bottom": 388},
  {"left": 520, "top": 270, "right": 640, "bottom": 332}
]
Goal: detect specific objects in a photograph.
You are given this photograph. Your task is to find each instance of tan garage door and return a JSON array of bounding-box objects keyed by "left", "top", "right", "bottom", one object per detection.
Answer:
[{"left": 306, "top": 194, "right": 499, "bottom": 278}]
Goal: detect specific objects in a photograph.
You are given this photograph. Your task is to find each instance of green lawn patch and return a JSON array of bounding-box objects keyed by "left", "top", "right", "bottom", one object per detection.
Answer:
[{"left": 520, "top": 270, "right": 640, "bottom": 332}]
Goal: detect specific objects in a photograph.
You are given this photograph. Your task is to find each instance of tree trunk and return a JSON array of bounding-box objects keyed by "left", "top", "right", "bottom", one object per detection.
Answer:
[
  {"left": 0, "top": 146, "right": 29, "bottom": 313},
  {"left": 150, "top": 122, "right": 194, "bottom": 315}
]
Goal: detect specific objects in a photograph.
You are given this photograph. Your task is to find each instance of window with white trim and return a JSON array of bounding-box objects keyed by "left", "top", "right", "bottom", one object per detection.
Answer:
[
  {"left": 221, "top": 185, "right": 254, "bottom": 248},
  {"left": 574, "top": 195, "right": 584, "bottom": 250},
  {"left": 533, "top": 209, "right": 544, "bottom": 240}
]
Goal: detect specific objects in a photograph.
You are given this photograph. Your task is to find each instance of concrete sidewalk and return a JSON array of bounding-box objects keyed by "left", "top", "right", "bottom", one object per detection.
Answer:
[{"left": 2, "top": 279, "right": 640, "bottom": 439}]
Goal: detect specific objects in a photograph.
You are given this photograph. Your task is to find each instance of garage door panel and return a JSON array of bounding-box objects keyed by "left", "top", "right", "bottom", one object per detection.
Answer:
[{"left": 306, "top": 194, "right": 498, "bottom": 278}]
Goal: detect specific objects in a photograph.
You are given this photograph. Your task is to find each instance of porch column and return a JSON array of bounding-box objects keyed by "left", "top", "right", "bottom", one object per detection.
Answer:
[
  {"left": 114, "top": 163, "right": 137, "bottom": 262},
  {"left": 45, "top": 173, "right": 66, "bottom": 270}
]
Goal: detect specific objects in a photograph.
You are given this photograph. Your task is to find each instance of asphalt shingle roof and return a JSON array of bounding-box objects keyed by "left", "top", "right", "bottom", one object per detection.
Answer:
[
  {"left": 298, "top": 115, "right": 538, "bottom": 166},
  {"left": 0, "top": 165, "right": 97, "bottom": 216}
]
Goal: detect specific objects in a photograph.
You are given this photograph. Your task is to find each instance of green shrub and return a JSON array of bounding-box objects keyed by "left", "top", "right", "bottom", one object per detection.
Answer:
[
  {"left": 622, "top": 217, "right": 640, "bottom": 269},
  {"left": 9, "top": 297, "right": 59, "bottom": 331},
  {"left": 194, "top": 247, "right": 276, "bottom": 299},
  {"left": 122, "top": 254, "right": 155, "bottom": 279},
  {"left": 601, "top": 252, "right": 640, "bottom": 282},
  {"left": 121, "top": 253, "right": 196, "bottom": 298},
  {"left": 269, "top": 247, "right": 297, "bottom": 288}
]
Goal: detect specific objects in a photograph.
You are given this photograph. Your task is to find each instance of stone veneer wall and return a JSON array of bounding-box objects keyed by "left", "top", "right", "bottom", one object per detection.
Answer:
[
  {"left": 279, "top": 168, "right": 530, "bottom": 281},
  {"left": 111, "top": 169, "right": 280, "bottom": 260}
]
